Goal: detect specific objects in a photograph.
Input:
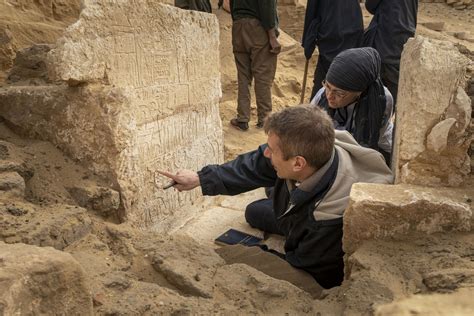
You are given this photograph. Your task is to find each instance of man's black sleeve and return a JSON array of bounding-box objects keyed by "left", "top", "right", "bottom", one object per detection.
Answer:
[
  {"left": 198, "top": 145, "right": 277, "bottom": 196},
  {"left": 258, "top": 0, "right": 277, "bottom": 30},
  {"left": 301, "top": 0, "right": 320, "bottom": 60},
  {"left": 365, "top": 0, "right": 382, "bottom": 14}
]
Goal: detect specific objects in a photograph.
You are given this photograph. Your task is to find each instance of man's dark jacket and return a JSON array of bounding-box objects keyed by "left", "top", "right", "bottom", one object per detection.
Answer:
[
  {"left": 198, "top": 145, "right": 344, "bottom": 288},
  {"left": 302, "top": 0, "right": 363, "bottom": 60},
  {"left": 363, "top": 0, "right": 418, "bottom": 64}
]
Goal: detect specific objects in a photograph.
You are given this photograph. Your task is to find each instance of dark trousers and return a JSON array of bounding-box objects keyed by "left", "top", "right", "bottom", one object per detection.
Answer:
[
  {"left": 232, "top": 18, "right": 277, "bottom": 123},
  {"left": 381, "top": 62, "right": 399, "bottom": 108},
  {"left": 245, "top": 198, "right": 283, "bottom": 235},
  {"left": 310, "top": 54, "right": 331, "bottom": 100}
]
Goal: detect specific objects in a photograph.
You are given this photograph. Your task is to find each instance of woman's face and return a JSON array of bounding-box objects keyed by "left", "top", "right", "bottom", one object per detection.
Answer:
[{"left": 323, "top": 80, "right": 362, "bottom": 109}]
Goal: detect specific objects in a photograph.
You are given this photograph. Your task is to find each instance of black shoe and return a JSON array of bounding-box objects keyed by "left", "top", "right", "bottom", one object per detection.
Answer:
[
  {"left": 230, "top": 118, "right": 249, "bottom": 131},
  {"left": 256, "top": 121, "right": 264, "bottom": 129}
]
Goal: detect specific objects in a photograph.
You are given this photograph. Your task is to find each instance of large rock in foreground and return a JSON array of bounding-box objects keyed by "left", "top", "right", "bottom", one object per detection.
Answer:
[
  {"left": 0, "top": 1, "right": 223, "bottom": 230},
  {"left": 393, "top": 36, "right": 471, "bottom": 187},
  {"left": 0, "top": 242, "right": 92, "bottom": 315},
  {"left": 343, "top": 183, "right": 473, "bottom": 255}
]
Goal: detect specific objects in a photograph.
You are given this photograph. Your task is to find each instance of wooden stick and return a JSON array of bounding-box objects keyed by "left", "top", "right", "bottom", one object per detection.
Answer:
[{"left": 300, "top": 58, "right": 310, "bottom": 104}]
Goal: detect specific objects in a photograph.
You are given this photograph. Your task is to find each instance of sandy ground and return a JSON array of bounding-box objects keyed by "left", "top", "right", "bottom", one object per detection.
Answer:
[{"left": 0, "top": 0, "right": 473, "bottom": 314}]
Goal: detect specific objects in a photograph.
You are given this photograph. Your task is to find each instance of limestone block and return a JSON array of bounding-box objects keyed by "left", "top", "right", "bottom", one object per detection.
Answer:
[
  {"left": 0, "top": 200, "right": 92, "bottom": 250},
  {"left": 393, "top": 36, "right": 471, "bottom": 187},
  {"left": 375, "top": 288, "right": 474, "bottom": 316},
  {"left": 0, "top": 242, "right": 93, "bottom": 315},
  {"left": 426, "top": 118, "right": 456, "bottom": 152},
  {"left": 343, "top": 183, "right": 473, "bottom": 255},
  {"left": 151, "top": 235, "right": 224, "bottom": 298},
  {"left": 0, "top": 171, "right": 25, "bottom": 198},
  {"left": 447, "top": 87, "right": 472, "bottom": 137},
  {"left": 421, "top": 22, "right": 445, "bottom": 32},
  {"left": 214, "top": 264, "right": 315, "bottom": 314},
  {"left": 67, "top": 184, "right": 120, "bottom": 216},
  {"left": 0, "top": 28, "right": 15, "bottom": 72},
  {"left": 7, "top": 44, "right": 52, "bottom": 84},
  {"left": 0, "top": 1, "right": 223, "bottom": 230}
]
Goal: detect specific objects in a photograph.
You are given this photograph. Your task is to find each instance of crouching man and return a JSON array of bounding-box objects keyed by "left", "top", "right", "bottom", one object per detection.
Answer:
[{"left": 160, "top": 105, "right": 392, "bottom": 290}]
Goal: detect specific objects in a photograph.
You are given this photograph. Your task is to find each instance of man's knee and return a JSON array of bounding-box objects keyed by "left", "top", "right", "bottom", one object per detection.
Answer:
[{"left": 245, "top": 200, "right": 264, "bottom": 227}]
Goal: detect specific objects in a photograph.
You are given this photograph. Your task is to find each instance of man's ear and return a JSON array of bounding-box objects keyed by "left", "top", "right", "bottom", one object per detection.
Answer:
[{"left": 293, "top": 156, "right": 307, "bottom": 172}]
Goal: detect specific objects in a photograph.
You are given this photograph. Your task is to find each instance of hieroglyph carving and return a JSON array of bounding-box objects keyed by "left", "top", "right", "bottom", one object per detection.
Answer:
[{"left": 0, "top": 0, "right": 223, "bottom": 230}]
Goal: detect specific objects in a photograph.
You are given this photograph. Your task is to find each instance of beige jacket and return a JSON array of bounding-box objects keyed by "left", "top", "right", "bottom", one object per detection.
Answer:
[{"left": 298, "top": 130, "right": 393, "bottom": 220}]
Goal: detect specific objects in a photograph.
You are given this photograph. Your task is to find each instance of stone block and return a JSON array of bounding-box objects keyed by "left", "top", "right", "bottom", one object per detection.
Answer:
[
  {"left": 343, "top": 183, "right": 473, "bottom": 255},
  {"left": 0, "top": 200, "right": 92, "bottom": 250},
  {"left": 393, "top": 36, "right": 471, "bottom": 187},
  {"left": 454, "top": 31, "right": 470, "bottom": 40},
  {"left": 0, "top": 171, "right": 25, "bottom": 198},
  {"left": 67, "top": 184, "right": 120, "bottom": 216},
  {"left": 151, "top": 235, "right": 224, "bottom": 298},
  {"left": 421, "top": 22, "right": 445, "bottom": 32},
  {"left": 0, "top": 28, "right": 15, "bottom": 72},
  {"left": 375, "top": 288, "right": 474, "bottom": 316},
  {"left": 0, "top": 242, "right": 93, "bottom": 315},
  {"left": 0, "top": 1, "right": 223, "bottom": 230}
]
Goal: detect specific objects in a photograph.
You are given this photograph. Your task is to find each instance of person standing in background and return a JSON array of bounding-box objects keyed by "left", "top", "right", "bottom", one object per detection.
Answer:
[
  {"left": 229, "top": 0, "right": 280, "bottom": 131},
  {"left": 302, "top": 0, "right": 364, "bottom": 100},
  {"left": 175, "top": 0, "right": 212, "bottom": 13},
  {"left": 363, "top": 0, "right": 418, "bottom": 107}
]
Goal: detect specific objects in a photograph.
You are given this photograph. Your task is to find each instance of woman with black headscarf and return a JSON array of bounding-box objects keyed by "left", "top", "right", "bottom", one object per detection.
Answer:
[{"left": 311, "top": 47, "right": 393, "bottom": 163}]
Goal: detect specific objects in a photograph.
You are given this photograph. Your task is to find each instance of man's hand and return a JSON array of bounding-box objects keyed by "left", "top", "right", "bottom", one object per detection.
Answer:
[
  {"left": 157, "top": 170, "right": 200, "bottom": 192},
  {"left": 268, "top": 28, "right": 281, "bottom": 55}
]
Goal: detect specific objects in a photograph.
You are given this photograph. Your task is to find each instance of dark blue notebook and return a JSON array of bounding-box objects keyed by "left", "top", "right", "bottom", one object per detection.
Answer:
[{"left": 214, "top": 228, "right": 263, "bottom": 246}]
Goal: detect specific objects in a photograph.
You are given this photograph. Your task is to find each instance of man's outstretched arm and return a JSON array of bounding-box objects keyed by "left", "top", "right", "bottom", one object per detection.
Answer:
[{"left": 159, "top": 145, "right": 277, "bottom": 196}]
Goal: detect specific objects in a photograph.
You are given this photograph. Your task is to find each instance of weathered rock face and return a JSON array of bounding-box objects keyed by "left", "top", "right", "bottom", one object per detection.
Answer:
[
  {"left": 343, "top": 183, "right": 473, "bottom": 255},
  {"left": 0, "top": 1, "right": 223, "bottom": 230},
  {"left": 0, "top": 242, "right": 93, "bottom": 315},
  {"left": 393, "top": 36, "right": 472, "bottom": 187},
  {"left": 0, "top": 199, "right": 92, "bottom": 250},
  {"left": 375, "top": 288, "right": 474, "bottom": 316}
]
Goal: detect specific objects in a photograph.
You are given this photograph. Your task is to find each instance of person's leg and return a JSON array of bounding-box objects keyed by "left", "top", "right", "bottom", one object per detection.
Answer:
[
  {"left": 232, "top": 20, "right": 252, "bottom": 123},
  {"left": 310, "top": 54, "right": 330, "bottom": 100},
  {"left": 381, "top": 62, "right": 400, "bottom": 108},
  {"left": 215, "top": 244, "right": 324, "bottom": 298},
  {"left": 245, "top": 198, "right": 283, "bottom": 235},
  {"left": 248, "top": 20, "right": 277, "bottom": 125}
]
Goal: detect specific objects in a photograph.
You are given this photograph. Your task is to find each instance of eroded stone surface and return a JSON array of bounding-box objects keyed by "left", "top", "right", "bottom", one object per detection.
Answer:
[
  {"left": 0, "top": 199, "right": 92, "bottom": 250},
  {"left": 151, "top": 235, "right": 224, "bottom": 298},
  {"left": 343, "top": 183, "right": 473, "bottom": 255},
  {"left": 0, "top": 171, "right": 25, "bottom": 198},
  {"left": 393, "top": 36, "right": 472, "bottom": 187},
  {"left": 342, "top": 234, "right": 474, "bottom": 315},
  {"left": 375, "top": 288, "right": 474, "bottom": 316},
  {"left": 0, "top": 242, "right": 93, "bottom": 315},
  {"left": 0, "top": 1, "right": 223, "bottom": 230}
]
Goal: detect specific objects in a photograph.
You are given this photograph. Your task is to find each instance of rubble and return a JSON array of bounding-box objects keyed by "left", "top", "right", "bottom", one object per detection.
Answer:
[{"left": 0, "top": 242, "right": 93, "bottom": 315}]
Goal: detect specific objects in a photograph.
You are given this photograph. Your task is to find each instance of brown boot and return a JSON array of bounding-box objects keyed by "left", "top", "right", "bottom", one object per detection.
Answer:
[{"left": 230, "top": 118, "right": 249, "bottom": 131}]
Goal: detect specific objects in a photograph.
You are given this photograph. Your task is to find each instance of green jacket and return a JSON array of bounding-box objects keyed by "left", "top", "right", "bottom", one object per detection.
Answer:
[{"left": 230, "top": 0, "right": 278, "bottom": 30}]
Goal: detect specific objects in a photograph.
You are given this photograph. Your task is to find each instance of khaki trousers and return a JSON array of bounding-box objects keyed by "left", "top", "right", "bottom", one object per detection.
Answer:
[
  {"left": 232, "top": 18, "right": 278, "bottom": 123},
  {"left": 215, "top": 244, "right": 323, "bottom": 298}
]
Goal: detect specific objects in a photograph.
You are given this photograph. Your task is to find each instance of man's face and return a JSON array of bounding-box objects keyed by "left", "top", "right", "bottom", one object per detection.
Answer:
[
  {"left": 263, "top": 132, "right": 295, "bottom": 179},
  {"left": 323, "top": 80, "right": 361, "bottom": 109}
]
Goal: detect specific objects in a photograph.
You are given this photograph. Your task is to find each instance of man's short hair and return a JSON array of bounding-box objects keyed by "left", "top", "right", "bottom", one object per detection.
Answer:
[{"left": 264, "top": 105, "right": 335, "bottom": 169}]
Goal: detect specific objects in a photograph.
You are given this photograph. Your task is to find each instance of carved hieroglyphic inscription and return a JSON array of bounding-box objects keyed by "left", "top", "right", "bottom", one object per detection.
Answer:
[{"left": 40, "top": 0, "right": 224, "bottom": 229}]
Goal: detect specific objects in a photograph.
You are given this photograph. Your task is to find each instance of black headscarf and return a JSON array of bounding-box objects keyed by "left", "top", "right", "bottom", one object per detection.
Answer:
[{"left": 319, "top": 47, "right": 386, "bottom": 151}]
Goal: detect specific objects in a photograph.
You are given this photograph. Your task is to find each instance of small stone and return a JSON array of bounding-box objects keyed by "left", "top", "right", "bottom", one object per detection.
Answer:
[{"left": 421, "top": 22, "right": 445, "bottom": 32}]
